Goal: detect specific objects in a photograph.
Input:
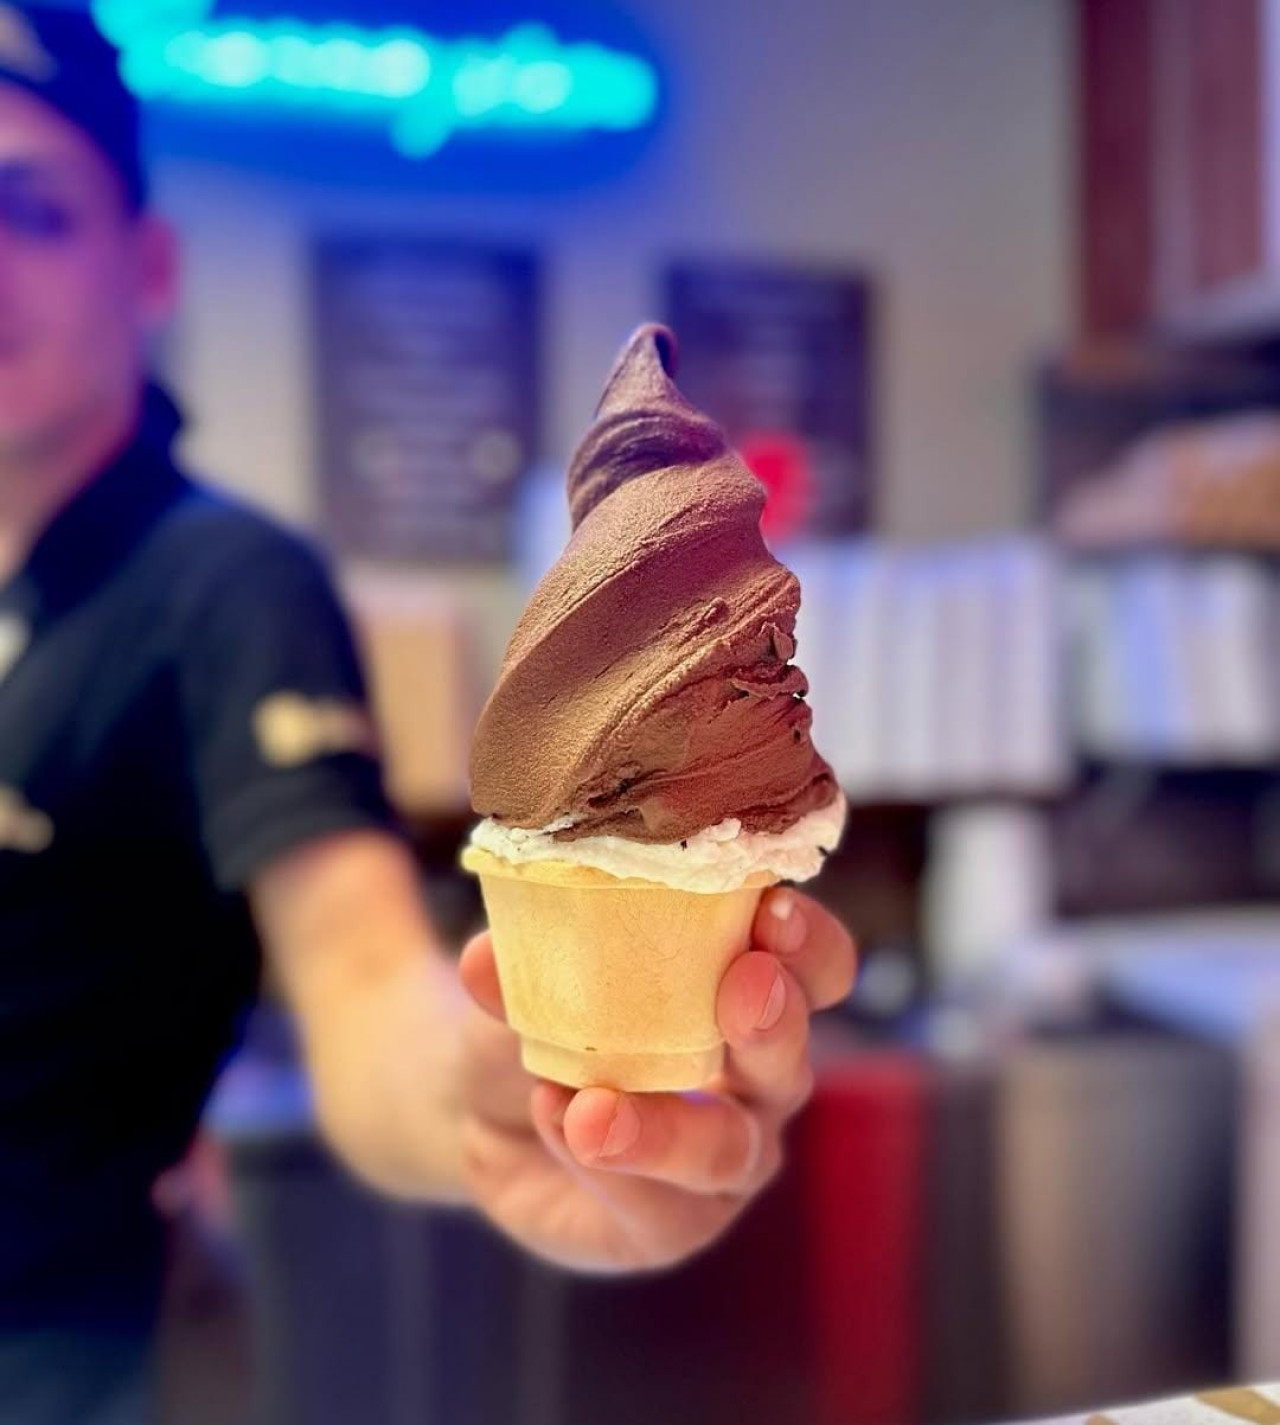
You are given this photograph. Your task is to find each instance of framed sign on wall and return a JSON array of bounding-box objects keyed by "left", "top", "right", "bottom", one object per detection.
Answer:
[
  {"left": 666, "top": 260, "right": 873, "bottom": 542},
  {"left": 314, "top": 238, "right": 539, "bottom": 563}
]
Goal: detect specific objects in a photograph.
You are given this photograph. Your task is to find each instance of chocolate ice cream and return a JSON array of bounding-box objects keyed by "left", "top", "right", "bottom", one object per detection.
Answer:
[{"left": 470, "top": 324, "right": 838, "bottom": 846}]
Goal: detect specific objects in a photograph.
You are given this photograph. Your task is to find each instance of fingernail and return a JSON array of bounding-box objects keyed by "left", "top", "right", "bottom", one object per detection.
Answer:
[
  {"left": 768, "top": 892, "right": 806, "bottom": 954},
  {"left": 598, "top": 1096, "right": 641, "bottom": 1159},
  {"left": 757, "top": 971, "right": 787, "bottom": 1031}
]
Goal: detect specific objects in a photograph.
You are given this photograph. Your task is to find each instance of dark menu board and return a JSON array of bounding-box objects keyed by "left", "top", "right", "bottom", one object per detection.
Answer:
[
  {"left": 314, "top": 239, "right": 539, "bottom": 562},
  {"left": 666, "top": 261, "right": 872, "bottom": 540}
]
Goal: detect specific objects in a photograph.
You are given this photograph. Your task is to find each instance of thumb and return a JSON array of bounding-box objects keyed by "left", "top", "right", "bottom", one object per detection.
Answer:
[{"left": 459, "top": 930, "right": 506, "bottom": 1021}]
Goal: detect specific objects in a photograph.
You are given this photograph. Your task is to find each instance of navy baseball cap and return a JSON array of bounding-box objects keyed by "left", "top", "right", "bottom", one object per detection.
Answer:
[{"left": 0, "top": 4, "right": 146, "bottom": 209}]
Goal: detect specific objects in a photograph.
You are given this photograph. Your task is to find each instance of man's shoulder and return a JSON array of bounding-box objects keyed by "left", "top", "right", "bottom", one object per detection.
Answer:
[
  {"left": 163, "top": 477, "right": 325, "bottom": 568},
  {"left": 149, "top": 476, "right": 336, "bottom": 603},
  {"left": 127, "top": 474, "right": 349, "bottom": 649}
]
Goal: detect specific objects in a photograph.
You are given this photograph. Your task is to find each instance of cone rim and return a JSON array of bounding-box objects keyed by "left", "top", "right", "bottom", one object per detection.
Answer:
[{"left": 460, "top": 843, "right": 777, "bottom": 893}]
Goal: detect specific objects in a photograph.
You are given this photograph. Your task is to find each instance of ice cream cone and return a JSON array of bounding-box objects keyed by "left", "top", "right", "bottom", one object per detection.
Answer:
[{"left": 461, "top": 845, "right": 774, "bottom": 1092}]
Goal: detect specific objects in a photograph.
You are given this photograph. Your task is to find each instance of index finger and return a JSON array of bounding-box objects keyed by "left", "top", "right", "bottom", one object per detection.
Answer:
[{"left": 751, "top": 889, "right": 857, "bottom": 1010}]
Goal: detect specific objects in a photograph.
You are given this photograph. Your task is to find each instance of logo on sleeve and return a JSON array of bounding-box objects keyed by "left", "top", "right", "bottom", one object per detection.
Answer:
[
  {"left": 253, "top": 693, "right": 379, "bottom": 769},
  {"left": 0, "top": 8, "right": 57, "bottom": 82},
  {"left": 0, "top": 615, "right": 28, "bottom": 684},
  {"left": 0, "top": 787, "right": 53, "bottom": 854}
]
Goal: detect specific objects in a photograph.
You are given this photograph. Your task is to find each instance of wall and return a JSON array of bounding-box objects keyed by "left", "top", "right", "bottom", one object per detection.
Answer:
[{"left": 156, "top": 0, "right": 1071, "bottom": 545}]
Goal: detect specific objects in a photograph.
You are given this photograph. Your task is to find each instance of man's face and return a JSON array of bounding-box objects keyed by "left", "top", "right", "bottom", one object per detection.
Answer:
[{"left": 0, "top": 83, "right": 175, "bottom": 464}]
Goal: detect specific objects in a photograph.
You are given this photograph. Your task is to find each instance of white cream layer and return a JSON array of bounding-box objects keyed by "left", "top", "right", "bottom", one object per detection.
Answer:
[{"left": 469, "top": 793, "right": 848, "bottom": 893}]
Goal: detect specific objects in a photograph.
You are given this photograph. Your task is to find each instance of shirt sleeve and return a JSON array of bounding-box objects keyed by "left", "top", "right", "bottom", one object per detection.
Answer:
[{"left": 175, "top": 530, "right": 401, "bottom": 892}]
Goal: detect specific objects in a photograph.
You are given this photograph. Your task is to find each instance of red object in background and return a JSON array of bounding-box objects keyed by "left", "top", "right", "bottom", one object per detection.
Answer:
[
  {"left": 793, "top": 1056, "right": 931, "bottom": 1425},
  {"left": 739, "top": 430, "right": 814, "bottom": 543}
]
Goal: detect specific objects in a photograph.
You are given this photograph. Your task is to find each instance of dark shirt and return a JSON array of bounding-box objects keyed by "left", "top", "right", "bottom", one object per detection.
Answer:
[{"left": 0, "top": 388, "right": 395, "bottom": 1328}]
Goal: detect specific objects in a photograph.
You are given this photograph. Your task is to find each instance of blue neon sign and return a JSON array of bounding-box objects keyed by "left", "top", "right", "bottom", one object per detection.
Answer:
[{"left": 90, "top": 2, "right": 659, "bottom": 158}]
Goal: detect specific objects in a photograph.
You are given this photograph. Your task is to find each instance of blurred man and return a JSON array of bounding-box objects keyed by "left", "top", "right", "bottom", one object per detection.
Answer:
[{"left": 0, "top": 6, "right": 856, "bottom": 1422}]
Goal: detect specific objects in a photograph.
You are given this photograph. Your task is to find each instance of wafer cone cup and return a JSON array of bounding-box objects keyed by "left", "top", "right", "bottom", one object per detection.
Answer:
[{"left": 461, "top": 845, "right": 774, "bottom": 1092}]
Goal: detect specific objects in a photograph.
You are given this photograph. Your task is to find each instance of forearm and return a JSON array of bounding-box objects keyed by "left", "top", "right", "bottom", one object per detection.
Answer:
[
  {"left": 297, "top": 946, "right": 471, "bottom": 1205},
  {"left": 255, "top": 831, "right": 475, "bottom": 1208}
]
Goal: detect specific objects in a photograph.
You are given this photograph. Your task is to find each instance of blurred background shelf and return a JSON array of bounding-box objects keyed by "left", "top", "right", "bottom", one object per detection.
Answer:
[{"left": 1162, "top": 276, "right": 1280, "bottom": 348}]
